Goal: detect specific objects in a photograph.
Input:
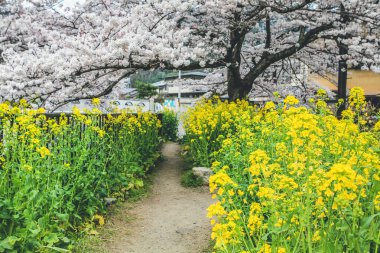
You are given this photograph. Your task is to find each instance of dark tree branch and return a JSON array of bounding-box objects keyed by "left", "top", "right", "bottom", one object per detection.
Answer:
[
  {"left": 243, "top": 23, "right": 334, "bottom": 88},
  {"left": 265, "top": 14, "right": 271, "bottom": 49},
  {"left": 260, "top": 0, "right": 315, "bottom": 14},
  {"left": 51, "top": 70, "right": 134, "bottom": 112}
]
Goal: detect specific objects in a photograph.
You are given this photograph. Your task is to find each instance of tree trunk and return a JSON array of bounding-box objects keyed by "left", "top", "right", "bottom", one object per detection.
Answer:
[
  {"left": 227, "top": 67, "right": 251, "bottom": 101},
  {"left": 225, "top": 8, "right": 251, "bottom": 101}
]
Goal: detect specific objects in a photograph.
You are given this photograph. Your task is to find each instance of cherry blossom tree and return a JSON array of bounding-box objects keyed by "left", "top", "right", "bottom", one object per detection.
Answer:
[
  {"left": 177, "top": 0, "right": 380, "bottom": 99},
  {"left": 0, "top": 0, "right": 379, "bottom": 108}
]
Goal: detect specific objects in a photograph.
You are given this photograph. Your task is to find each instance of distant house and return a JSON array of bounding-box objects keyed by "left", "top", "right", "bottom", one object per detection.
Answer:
[
  {"left": 165, "top": 86, "right": 209, "bottom": 99},
  {"left": 121, "top": 71, "right": 211, "bottom": 99},
  {"left": 151, "top": 71, "right": 212, "bottom": 99},
  {"left": 152, "top": 81, "right": 168, "bottom": 94}
]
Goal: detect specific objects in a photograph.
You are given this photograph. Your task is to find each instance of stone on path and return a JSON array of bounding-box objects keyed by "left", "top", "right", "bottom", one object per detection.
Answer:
[
  {"left": 104, "top": 197, "right": 117, "bottom": 205},
  {"left": 192, "top": 167, "right": 213, "bottom": 184}
]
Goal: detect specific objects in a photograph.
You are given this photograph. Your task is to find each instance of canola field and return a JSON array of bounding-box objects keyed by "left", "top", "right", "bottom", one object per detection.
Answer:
[
  {"left": 0, "top": 100, "right": 161, "bottom": 252},
  {"left": 184, "top": 88, "right": 380, "bottom": 253}
]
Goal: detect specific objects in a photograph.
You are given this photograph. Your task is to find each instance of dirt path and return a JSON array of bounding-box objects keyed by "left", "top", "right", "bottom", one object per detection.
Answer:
[{"left": 103, "top": 142, "right": 213, "bottom": 253}]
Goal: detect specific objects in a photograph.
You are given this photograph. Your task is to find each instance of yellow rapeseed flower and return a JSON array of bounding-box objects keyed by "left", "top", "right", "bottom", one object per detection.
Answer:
[
  {"left": 36, "top": 146, "right": 52, "bottom": 158},
  {"left": 284, "top": 96, "right": 299, "bottom": 105},
  {"left": 92, "top": 97, "right": 101, "bottom": 106},
  {"left": 92, "top": 214, "right": 105, "bottom": 226}
]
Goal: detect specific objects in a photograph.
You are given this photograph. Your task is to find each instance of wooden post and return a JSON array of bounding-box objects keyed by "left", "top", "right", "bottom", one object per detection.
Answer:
[
  {"left": 337, "top": 4, "right": 349, "bottom": 118},
  {"left": 337, "top": 45, "right": 348, "bottom": 118}
]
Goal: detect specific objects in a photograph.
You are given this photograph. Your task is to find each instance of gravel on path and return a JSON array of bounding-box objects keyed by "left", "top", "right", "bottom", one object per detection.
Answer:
[{"left": 103, "top": 142, "right": 213, "bottom": 253}]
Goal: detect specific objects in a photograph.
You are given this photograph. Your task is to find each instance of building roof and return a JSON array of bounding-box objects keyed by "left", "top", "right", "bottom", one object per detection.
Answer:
[
  {"left": 165, "top": 71, "right": 208, "bottom": 80},
  {"left": 152, "top": 81, "right": 167, "bottom": 87}
]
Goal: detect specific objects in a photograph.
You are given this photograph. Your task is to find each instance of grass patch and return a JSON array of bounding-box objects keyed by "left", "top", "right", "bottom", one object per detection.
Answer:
[
  {"left": 73, "top": 175, "right": 154, "bottom": 253},
  {"left": 202, "top": 240, "right": 215, "bottom": 253},
  {"left": 180, "top": 170, "right": 204, "bottom": 188},
  {"left": 180, "top": 144, "right": 204, "bottom": 188}
]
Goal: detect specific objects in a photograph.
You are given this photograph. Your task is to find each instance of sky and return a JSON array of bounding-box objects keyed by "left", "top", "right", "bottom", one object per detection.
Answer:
[{"left": 61, "top": 0, "right": 85, "bottom": 8}]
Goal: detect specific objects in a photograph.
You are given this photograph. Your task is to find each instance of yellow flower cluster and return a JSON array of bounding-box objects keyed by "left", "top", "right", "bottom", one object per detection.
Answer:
[
  {"left": 183, "top": 98, "right": 254, "bottom": 166},
  {"left": 349, "top": 87, "right": 367, "bottom": 109},
  {"left": 184, "top": 90, "right": 380, "bottom": 253},
  {"left": 283, "top": 95, "right": 299, "bottom": 105},
  {"left": 0, "top": 100, "right": 161, "bottom": 251},
  {"left": 92, "top": 214, "right": 105, "bottom": 226}
]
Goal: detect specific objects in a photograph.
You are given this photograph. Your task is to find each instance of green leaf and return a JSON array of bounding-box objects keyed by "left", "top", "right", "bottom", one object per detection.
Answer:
[
  {"left": 42, "top": 246, "right": 70, "bottom": 252},
  {"left": 43, "top": 233, "right": 60, "bottom": 246},
  {"left": 29, "top": 227, "right": 41, "bottom": 236},
  {"left": 56, "top": 213, "right": 69, "bottom": 222},
  {"left": 361, "top": 213, "right": 380, "bottom": 229},
  {"left": 61, "top": 237, "right": 70, "bottom": 244},
  {"left": 0, "top": 236, "right": 20, "bottom": 251},
  {"left": 135, "top": 179, "right": 144, "bottom": 188}
]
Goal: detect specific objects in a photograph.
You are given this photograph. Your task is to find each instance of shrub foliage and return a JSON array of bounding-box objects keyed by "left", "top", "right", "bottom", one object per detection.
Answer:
[
  {"left": 0, "top": 101, "right": 161, "bottom": 252},
  {"left": 161, "top": 109, "right": 178, "bottom": 141},
  {"left": 184, "top": 89, "right": 380, "bottom": 253}
]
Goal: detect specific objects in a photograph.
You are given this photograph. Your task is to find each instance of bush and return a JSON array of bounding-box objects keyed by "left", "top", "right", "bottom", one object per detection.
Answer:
[
  {"left": 0, "top": 102, "right": 161, "bottom": 252},
  {"left": 135, "top": 81, "right": 158, "bottom": 99},
  {"left": 183, "top": 98, "right": 253, "bottom": 167},
  {"left": 184, "top": 89, "right": 380, "bottom": 253},
  {"left": 161, "top": 109, "right": 178, "bottom": 141},
  {"left": 180, "top": 171, "right": 204, "bottom": 188}
]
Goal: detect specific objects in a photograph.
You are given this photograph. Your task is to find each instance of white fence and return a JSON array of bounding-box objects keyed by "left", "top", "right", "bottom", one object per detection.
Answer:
[
  {"left": 54, "top": 99, "right": 160, "bottom": 113},
  {"left": 52, "top": 98, "right": 190, "bottom": 114}
]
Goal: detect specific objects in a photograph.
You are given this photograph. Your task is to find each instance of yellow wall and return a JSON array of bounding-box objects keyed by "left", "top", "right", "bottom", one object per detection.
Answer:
[{"left": 310, "top": 70, "right": 380, "bottom": 96}]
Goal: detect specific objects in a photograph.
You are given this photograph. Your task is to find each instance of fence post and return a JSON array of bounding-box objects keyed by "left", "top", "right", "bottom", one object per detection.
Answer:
[
  {"left": 337, "top": 44, "right": 348, "bottom": 118},
  {"left": 336, "top": 4, "right": 349, "bottom": 118},
  {"left": 149, "top": 98, "right": 155, "bottom": 113}
]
